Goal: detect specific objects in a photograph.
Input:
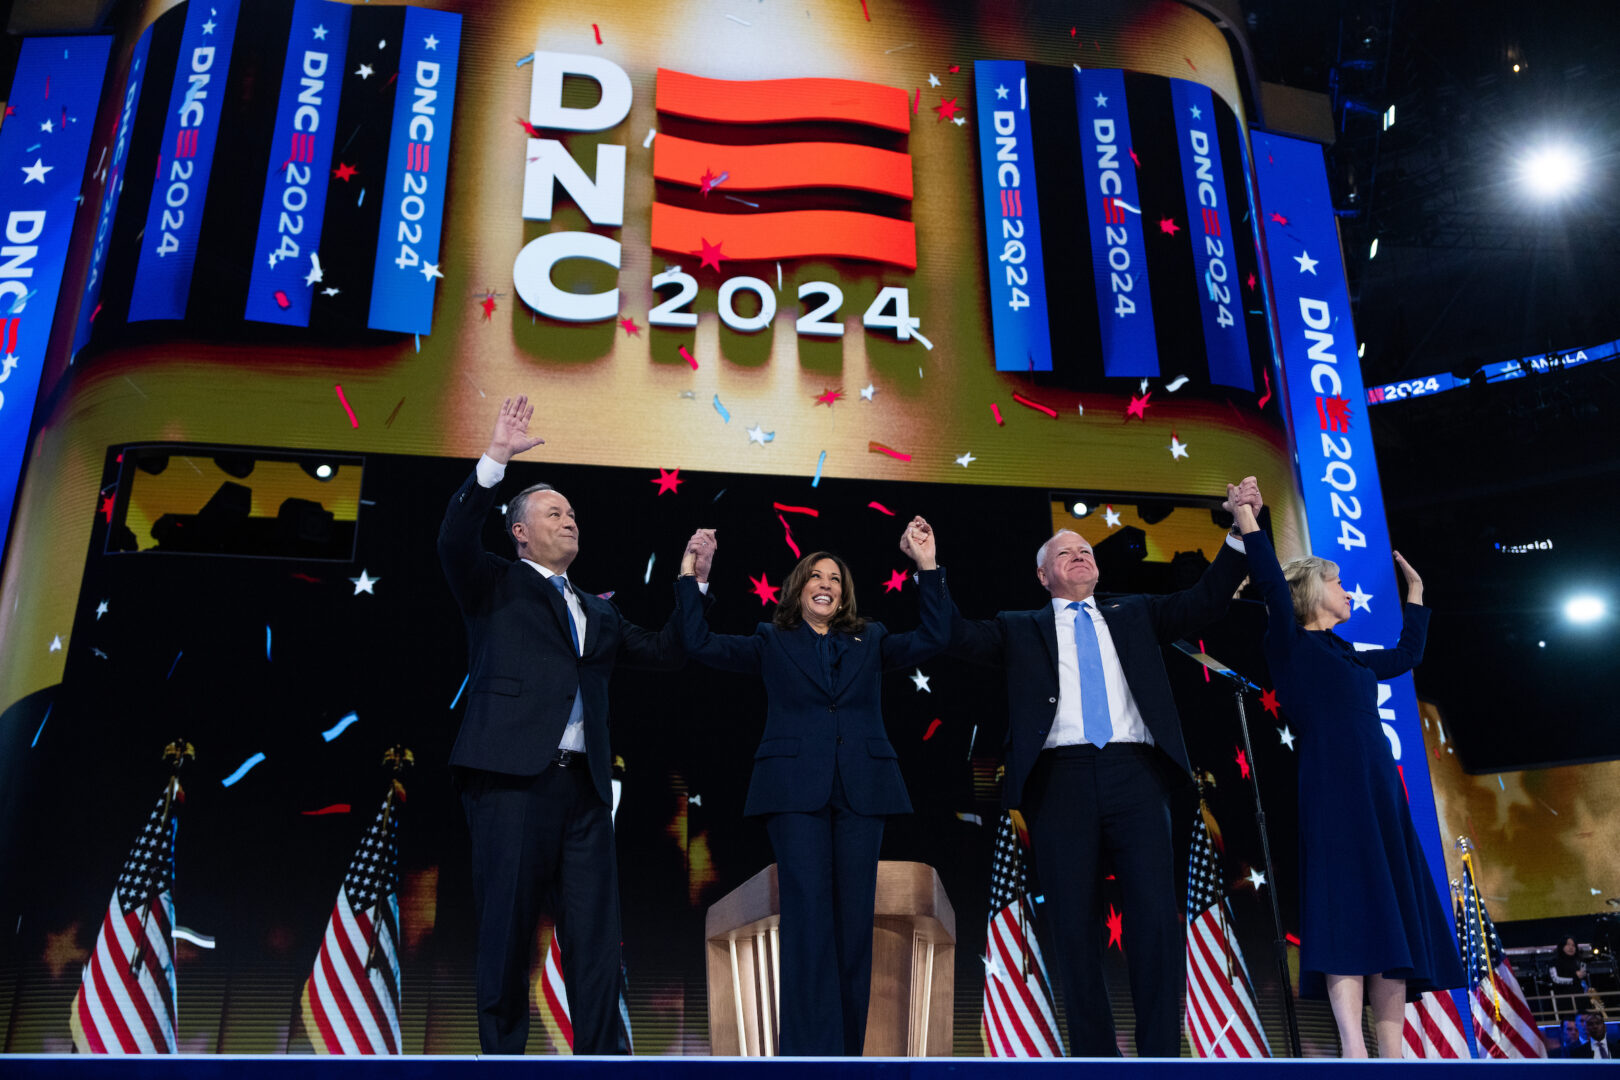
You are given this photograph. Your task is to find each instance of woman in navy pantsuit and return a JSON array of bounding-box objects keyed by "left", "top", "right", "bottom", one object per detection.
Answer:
[
  {"left": 1229, "top": 490, "right": 1463, "bottom": 1058},
  {"left": 675, "top": 520, "right": 949, "bottom": 1056}
]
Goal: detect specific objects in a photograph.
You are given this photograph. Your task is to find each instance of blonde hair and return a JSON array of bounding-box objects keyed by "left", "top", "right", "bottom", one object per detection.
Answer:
[{"left": 1281, "top": 556, "right": 1339, "bottom": 626}]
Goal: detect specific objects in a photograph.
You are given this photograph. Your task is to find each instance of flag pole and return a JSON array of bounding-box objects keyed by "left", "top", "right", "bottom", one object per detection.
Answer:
[
  {"left": 364, "top": 745, "right": 413, "bottom": 973},
  {"left": 129, "top": 739, "right": 193, "bottom": 980}
]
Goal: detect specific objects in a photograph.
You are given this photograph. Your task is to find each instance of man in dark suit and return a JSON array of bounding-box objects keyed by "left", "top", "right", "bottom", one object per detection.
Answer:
[
  {"left": 1580, "top": 1011, "right": 1617, "bottom": 1059},
  {"left": 439, "top": 395, "right": 703, "bottom": 1054},
  {"left": 950, "top": 478, "right": 1263, "bottom": 1057}
]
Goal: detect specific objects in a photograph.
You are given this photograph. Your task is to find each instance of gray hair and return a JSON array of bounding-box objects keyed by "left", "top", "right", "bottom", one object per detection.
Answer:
[
  {"left": 506, "top": 482, "right": 557, "bottom": 554},
  {"left": 1282, "top": 555, "right": 1339, "bottom": 626},
  {"left": 1036, "top": 530, "right": 1082, "bottom": 571}
]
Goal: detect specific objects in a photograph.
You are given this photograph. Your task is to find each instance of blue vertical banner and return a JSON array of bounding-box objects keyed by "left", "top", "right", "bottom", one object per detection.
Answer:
[
  {"left": 1076, "top": 68, "right": 1157, "bottom": 378},
  {"left": 244, "top": 0, "right": 351, "bottom": 325},
  {"left": 128, "top": 0, "right": 242, "bottom": 322},
  {"left": 368, "top": 6, "right": 461, "bottom": 335},
  {"left": 1171, "top": 79, "right": 1252, "bottom": 391},
  {"left": 1253, "top": 129, "right": 1455, "bottom": 946},
  {"left": 0, "top": 36, "right": 113, "bottom": 543},
  {"left": 972, "top": 60, "right": 1052, "bottom": 373},
  {"left": 72, "top": 24, "right": 153, "bottom": 356}
]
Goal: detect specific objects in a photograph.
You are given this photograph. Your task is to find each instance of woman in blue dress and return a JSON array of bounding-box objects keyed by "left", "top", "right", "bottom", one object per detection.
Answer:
[
  {"left": 1228, "top": 489, "right": 1464, "bottom": 1058},
  {"left": 674, "top": 519, "right": 949, "bottom": 1056}
]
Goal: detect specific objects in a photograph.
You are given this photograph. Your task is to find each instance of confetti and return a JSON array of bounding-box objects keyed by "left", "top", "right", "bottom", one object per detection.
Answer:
[
  {"left": 221, "top": 752, "right": 267, "bottom": 788},
  {"left": 321, "top": 712, "right": 360, "bottom": 742},
  {"left": 883, "top": 42, "right": 915, "bottom": 54},
  {"left": 911, "top": 327, "right": 934, "bottom": 350},
  {"left": 811, "top": 450, "right": 826, "bottom": 487},
  {"left": 723, "top": 194, "right": 759, "bottom": 208},
  {"left": 1013, "top": 392, "right": 1057, "bottom": 418},
  {"left": 883, "top": 569, "right": 908, "bottom": 593},
  {"left": 619, "top": 315, "right": 640, "bottom": 335},
  {"left": 723, "top": 13, "right": 751, "bottom": 26},
  {"left": 650, "top": 468, "right": 683, "bottom": 495},
  {"left": 1106, "top": 905, "right": 1123, "bottom": 949},
  {"left": 954, "top": 451, "right": 975, "bottom": 467},
  {"left": 350, "top": 569, "right": 380, "bottom": 594},
  {"left": 643, "top": 127, "right": 657, "bottom": 148},
  {"left": 334, "top": 384, "right": 359, "bottom": 428},
  {"left": 1169, "top": 431, "right": 1189, "bottom": 459},
  {"left": 1234, "top": 746, "right": 1250, "bottom": 779},
  {"left": 933, "top": 97, "right": 961, "bottom": 123},
  {"left": 449, "top": 673, "right": 469, "bottom": 709},
  {"left": 696, "top": 237, "right": 726, "bottom": 272},
  {"left": 385, "top": 397, "right": 405, "bottom": 427},
  {"left": 1257, "top": 369, "right": 1273, "bottom": 409},
  {"left": 868, "top": 441, "right": 911, "bottom": 462},
  {"left": 749, "top": 572, "right": 780, "bottom": 605},
  {"left": 814, "top": 386, "right": 843, "bottom": 407},
  {"left": 773, "top": 502, "right": 819, "bottom": 517},
  {"left": 713, "top": 393, "right": 730, "bottom": 422},
  {"left": 266, "top": 625, "right": 273, "bottom": 661},
  {"left": 867, "top": 501, "right": 895, "bottom": 516},
  {"left": 515, "top": 116, "right": 544, "bottom": 138},
  {"left": 1124, "top": 391, "right": 1152, "bottom": 421},
  {"left": 301, "top": 804, "right": 351, "bottom": 816},
  {"left": 922, "top": 718, "right": 942, "bottom": 741},
  {"left": 909, "top": 668, "right": 931, "bottom": 692},
  {"left": 1259, "top": 688, "right": 1280, "bottom": 717},
  {"left": 911, "top": 88, "right": 920, "bottom": 115},
  {"left": 680, "top": 345, "right": 698, "bottom": 370},
  {"left": 860, "top": 0, "right": 871, "bottom": 20},
  {"left": 30, "top": 704, "right": 52, "bottom": 748},
  {"left": 955, "top": 812, "right": 983, "bottom": 825},
  {"left": 1165, "top": 375, "right": 1190, "bottom": 392},
  {"left": 777, "top": 513, "right": 800, "bottom": 558},
  {"left": 990, "top": 403, "right": 1004, "bottom": 425},
  {"left": 273, "top": 290, "right": 291, "bottom": 309},
  {"left": 592, "top": 22, "right": 602, "bottom": 44},
  {"left": 644, "top": 552, "right": 656, "bottom": 584},
  {"left": 167, "top": 651, "right": 183, "bottom": 680}
]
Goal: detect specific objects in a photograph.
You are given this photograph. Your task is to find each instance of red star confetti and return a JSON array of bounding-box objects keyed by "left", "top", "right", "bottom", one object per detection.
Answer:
[
  {"left": 332, "top": 162, "right": 357, "bottom": 181},
  {"left": 100, "top": 494, "right": 115, "bottom": 523},
  {"left": 1268, "top": 211, "right": 1288, "bottom": 226},
  {"left": 1234, "top": 746, "right": 1250, "bottom": 780},
  {"left": 516, "top": 116, "right": 544, "bottom": 138},
  {"left": 1246, "top": 271, "right": 1257, "bottom": 291},
  {"left": 1106, "top": 904, "right": 1124, "bottom": 950},
  {"left": 1158, "top": 217, "right": 1180, "bottom": 236},
  {"left": 650, "top": 468, "right": 683, "bottom": 495},
  {"left": 922, "top": 718, "right": 942, "bottom": 741},
  {"left": 480, "top": 294, "right": 497, "bottom": 321},
  {"left": 619, "top": 315, "right": 640, "bottom": 336},
  {"left": 749, "top": 572, "right": 780, "bottom": 606},
  {"left": 883, "top": 568, "right": 908, "bottom": 593},
  {"left": 814, "top": 386, "right": 844, "bottom": 407},
  {"left": 1260, "top": 688, "right": 1280, "bottom": 717},
  {"left": 1125, "top": 391, "right": 1152, "bottom": 421},
  {"left": 933, "top": 96, "right": 961, "bottom": 122},
  {"left": 696, "top": 237, "right": 726, "bottom": 272},
  {"left": 699, "top": 166, "right": 716, "bottom": 194}
]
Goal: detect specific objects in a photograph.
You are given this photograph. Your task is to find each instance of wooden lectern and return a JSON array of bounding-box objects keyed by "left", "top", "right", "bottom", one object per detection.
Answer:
[{"left": 704, "top": 860, "right": 955, "bottom": 1056}]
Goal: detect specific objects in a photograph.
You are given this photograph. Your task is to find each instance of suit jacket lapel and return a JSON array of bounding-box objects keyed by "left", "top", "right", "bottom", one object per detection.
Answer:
[
  {"left": 779, "top": 623, "right": 828, "bottom": 692},
  {"left": 529, "top": 567, "right": 579, "bottom": 651},
  {"left": 830, "top": 633, "right": 867, "bottom": 701},
  {"left": 1036, "top": 604, "right": 1059, "bottom": 676}
]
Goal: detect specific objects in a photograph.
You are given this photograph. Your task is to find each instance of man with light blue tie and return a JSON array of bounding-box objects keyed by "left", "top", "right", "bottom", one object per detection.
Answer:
[
  {"left": 439, "top": 395, "right": 702, "bottom": 1054},
  {"left": 949, "top": 477, "right": 1263, "bottom": 1057}
]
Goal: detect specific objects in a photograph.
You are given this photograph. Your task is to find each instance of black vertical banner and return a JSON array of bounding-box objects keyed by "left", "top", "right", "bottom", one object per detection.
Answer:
[
  {"left": 1217, "top": 112, "right": 1274, "bottom": 398},
  {"left": 1024, "top": 63, "right": 1097, "bottom": 387},
  {"left": 310, "top": 6, "right": 405, "bottom": 335}
]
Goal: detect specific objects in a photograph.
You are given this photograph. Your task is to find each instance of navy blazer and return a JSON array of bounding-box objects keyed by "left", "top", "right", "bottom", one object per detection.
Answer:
[
  {"left": 674, "top": 569, "right": 951, "bottom": 817},
  {"left": 438, "top": 469, "right": 687, "bottom": 803},
  {"left": 949, "top": 541, "right": 1249, "bottom": 809}
]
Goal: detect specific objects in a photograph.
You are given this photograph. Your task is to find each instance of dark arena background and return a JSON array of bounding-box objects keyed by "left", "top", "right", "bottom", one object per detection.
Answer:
[{"left": 0, "top": 0, "right": 1616, "bottom": 1073}]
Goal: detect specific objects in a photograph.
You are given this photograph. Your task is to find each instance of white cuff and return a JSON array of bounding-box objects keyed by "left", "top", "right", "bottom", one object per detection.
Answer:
[
  {"left": 697, "top": 581, "right": 710, "bottom": 595},
  {"left": 475, "top": 453, "right": 506, "bottom": 489},
  {"left": 1224, "top": 531, "right": 1247, "bottom": 554}
]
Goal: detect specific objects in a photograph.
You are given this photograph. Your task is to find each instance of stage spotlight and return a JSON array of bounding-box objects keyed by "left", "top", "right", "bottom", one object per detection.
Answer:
[
  {"left": 1521, "top": 144, "right": 1582, "bottom": 199},
  {"left": 300, "top": 461, "right": 337, "bottom": 481},
  {"left": 316, "top": 464, "right": 333, "bottom": 479},
  {"left": 1564, "top": 595, "right": 1606, "bottom": 625},
  {"left": 1070, "top": 501, "right": 1090, "bottom": 518}
]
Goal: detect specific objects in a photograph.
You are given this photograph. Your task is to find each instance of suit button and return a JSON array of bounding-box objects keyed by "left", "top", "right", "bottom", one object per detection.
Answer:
[
  {"left": 1049, "top": 696, "right": 1057, "bottom": 704},
  {"left": 1037, "top": 728, "right": 1048, "bottom": 736},
  {"left": 837, "top": 736, "right": 844, "bottom": 745},
  {"left": 828, "top": 705, "right": 836, "bottom": 713}
]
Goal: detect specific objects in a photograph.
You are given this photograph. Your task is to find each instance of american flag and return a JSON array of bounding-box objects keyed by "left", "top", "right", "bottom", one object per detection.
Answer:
[
  {"left": 1403, "top": 991, "right": 1471, "bottom": 1058},
  {"left": 298, "top": 783, "right": 403, "bottom": 1054},
  {"left": 1183, "top": 805, "right": 1271, "bottom": 1057},
  {"left": 533, "top": 925, "right": 635, "bottom": 1054},
  {"left": 1460, "top": 851, "right": 1545, "bottom": 1059},
  {"left": 69, "top": 780, "right": 182, "bottom": 1054},
  {"left": 979, "top": 811, "right": 1064, "bottom": 1057}
]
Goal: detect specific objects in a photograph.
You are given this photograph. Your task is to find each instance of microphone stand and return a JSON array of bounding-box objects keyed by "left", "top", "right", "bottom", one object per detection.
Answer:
[{"left": 1174, "top": 641, "right": 1302, "bottom": 1059}]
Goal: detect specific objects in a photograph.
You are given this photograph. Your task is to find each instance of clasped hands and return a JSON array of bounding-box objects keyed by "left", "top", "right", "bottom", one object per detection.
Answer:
[{"left": 680, "top": 516, "right": 937, "bottom": 583}]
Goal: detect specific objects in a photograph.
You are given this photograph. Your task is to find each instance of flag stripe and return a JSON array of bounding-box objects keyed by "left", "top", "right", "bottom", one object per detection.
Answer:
[
  {"left": 989, "top": 912, "right": 1062, "bottom": 1051},
  {"left": 89, "top": 929, "right": 145, "bottom": 1053},
  {"left": 1188, "top": 913, "right": 1266, "bottom": 1055},
  {"left": 650, "top": 203, "right": 917, "bottom": 269},
  {"left": 655, "top": 69, "right": 910, "bottom": 132},
  {"left": 311, "top": 949, "right": 361, "bottom": 1055},
  {"left": 319, "top": 936, "right": 374, "bottom": 1054},
  {"left": 337, "top": 903, "right": 395, "bottom": 1054},
  {"left": 652, "top": 134, "right": 914, "bottom": 198}
]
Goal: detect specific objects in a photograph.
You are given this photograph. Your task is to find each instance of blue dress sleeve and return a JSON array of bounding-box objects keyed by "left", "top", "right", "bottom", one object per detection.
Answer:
[
  {"left": 1360, "top": 603, "right": 1431, "bottom": 679},
  {"left": 879, "top": 567, "right": 952, "bottom": 670},
  {"left": 674, "top": 576, "right": 766, "bottom": 674},
  {"left": 1242, "top": 530, "right": 1305, "bottom": 645}
]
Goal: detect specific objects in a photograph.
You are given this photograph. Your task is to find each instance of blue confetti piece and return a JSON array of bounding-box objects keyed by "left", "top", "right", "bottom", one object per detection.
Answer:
[
  {"left": 167, "top": 651, "right": 183, "bottom": 680},
  {"left": 265, "top": 625, "right": 272, "bottom": 661},
  {"left": 30, "top": 704, "right": 53, "bottom": 748},
  {"left": 713, "top": 394, "right": 730, "bottom": 423},
  {"left": 1497, "top": 774, "right": 1505, "bottom": 790},
  {"left": 321, "top": 711, "right": 360, "bottom": 742},
  {"left": 25, "top": 143, "right": 40, "bottom": 153},
  {"left": 221, "top": 752, "right": 267, "bottom": 787},
  {"left": 450, "top": 672, "right": 469, "bottom": 710},
  {"left": 414, "top": 333, "right": 420, "bottom": 353},
  {"left": 516, "top": 52, "right": 535, "bottom": 67},
  {"left": 811, "top": 449, "right": 827, "bottom": 487},
  {"left": 644, "top": 552, "right": 656, "bottom": 584},
  {"left": 357, "top": 187, "right": 365, "bottom": 207}
]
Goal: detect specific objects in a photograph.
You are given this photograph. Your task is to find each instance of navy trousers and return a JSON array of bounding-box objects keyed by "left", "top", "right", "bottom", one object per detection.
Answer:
[
  {"left": 1023, "top": 743, "right": 1182, "bottom": 1057},
  {"left": 764, "top": 770, "right": 885, "bottom": 1056},
  {"left": 461, "top": 764, "right": 625, "bottom": 1055}
]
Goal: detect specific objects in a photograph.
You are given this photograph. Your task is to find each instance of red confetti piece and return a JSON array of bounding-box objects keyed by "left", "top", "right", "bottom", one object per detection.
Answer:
[
  {"left": 814, "top": 386, "right": 843, "bottom": 407},
  {"left": 1259, "top": 688, "right": 1280, "bottom": 717},
  {"left": 481, "top": 295, "right": 497, "bottom": 321},
  {"left": 1285, "top": 933, "right": 1301, "bottom": 946},
  {"left": 301, "top": 804, "right": 351, "bottom": 816},
  {"left": 1199, "top": 639, "right": 1210, "bottom": 682},
  {"left": 99, "top": 494, "right": 114, "bottom": 523},
  {"left": 516, "top": 116, "right": 544, "bottom": 138},
  {"left": 592, "top": 23, "right": 602, "bottom": 44},
  {"left": 290, "top": 572, "right": 323, "bottom": 583},
  {"left": 1268, "top": 211, "right": 1288, "bottom": 226},
  {"left": 679, "top": 344, "right": 698, "bottom": 369},
  {"left": 650, "top": 468, "right": 683, "bottom": 495},
  {"left": 1125, "top": 391, "right": 1152, "bottom": 421},
  {"left": 922, "top": 718, "right": 942, "bottom": 741},
  {"left": 1129, "top": 147, "right": 1141, "bottom": 168},
  {"left": 696, "top": 236, "right": 726, "bottom": 272},
  {"left": 1235, "top": 746, "right": 1250, "bottom": 779},
  {"left": 332, "top": 162, "right": 357, "bottom": 181},
  {"left": 773, "top": 502, "right": 819, "bottom": 517},
  {"left": 749, "top": 572, "right": 780, "bottom": 606},
  {"left": 883, "top": 568, "right": 908, "bottom": 593},
  {"left": 1257, "top": 369, "right": 1273, "bottom": 409},
  {"left": 1106, "top": 904, "right": 1123, "bottom": 949},
  {"left": 1013, "top": 392, "right": 1057, "bottom": 418},
  {"left": 868, "top": 441, "right": 911, "bottom": 462},
  {"left": 334, "top": 384, "right": 359, "bottom": 428},
  {"left": 777, "top": 513, "right": 800, "bottom": 558},
  {"left": 859, "top": 0, "right": 870, "bottom": 20},
  {"left": 1158, "top": 217, "right": 1180, "bottom": 235},
  {"left": 1246, "top": 271, "right": 1257, "bottom": 291},
  {"left": 619, "top": 315, "right": 640, "bottom": 336},
  {"left": 867, "top": 501, "right": 895, "bottom": 516},
  {"left": 1397, "top": 764, "right": 1409, "bottom": 801},
  {"left": 911, "top": 87, "right": 920, "bottom": 115},
  {"left": 90, "top": 302, "right": 101, "bottom": 322},
  {"left": 948, "top": 65, "right": 960, "bottom": 74},
  {"left": 384, "top": 397, "right": 405, "bottom": 428},
  {"left": 933, "top": 96, "right": 961, "bottom": 123},
  {"left": 1184, "top": 56, "right": 1197, "bottom": 71},
  {"left": 273, "top": 290, "right": 291, "bottom": 309},
  {"left": 990, "top": 402, "right": 1004, "bottom": 425}
]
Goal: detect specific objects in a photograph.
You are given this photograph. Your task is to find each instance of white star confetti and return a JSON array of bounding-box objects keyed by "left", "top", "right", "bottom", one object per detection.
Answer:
[
  {"left": 1278, "top": 725, "right": 1296, "bottom": 750},
  {"left": 1103, "top": 506, "right": 1121, "bottom": 528},
  {"left": 910, "top": 668, "right": 932, "bottom": 692},
  {"left": 349, "top": 569, "right": 380, "bottom": 595},
  {"left": 746, "top": 424, "right": 774, "bottom": 445},
  {"left": 859, "top": 384, "right": 876, "bottom": 401},
  {"left": 1169, "top": 432, "right": 1190, "bottom": 459},
  {"left": 355, "top": 63, "right": 374, "bottom": 79},
  {"left": 95, "top": 600, "right": 109, "bottom": 620},
  {"left": 954, "top": 451, "right": 975, "bottom": 467}
]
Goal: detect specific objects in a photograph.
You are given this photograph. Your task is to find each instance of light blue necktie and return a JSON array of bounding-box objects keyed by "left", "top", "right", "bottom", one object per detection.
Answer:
[
  {"left": 550, "top": 576, "right": 582, "bottom": 654},
  {"left": 1069, "top": 600, "right": 1112, "bottom": 749}
]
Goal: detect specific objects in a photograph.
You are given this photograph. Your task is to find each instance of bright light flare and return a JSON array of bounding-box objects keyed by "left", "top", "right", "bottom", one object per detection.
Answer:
[
  {"left": 1564, "top": 595, "right": 1606, "bottom": 625},
  {"left": 1521, "top": 145, "right": 1583, "bottom": 199}
]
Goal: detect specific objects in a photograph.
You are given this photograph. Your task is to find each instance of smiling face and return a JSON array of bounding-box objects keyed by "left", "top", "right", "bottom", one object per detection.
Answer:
[
  {"left": 798, "top": 557, "right": 844, "bottom": 630},
  {"left": 1314, "top": 567, "right": 1353, "bottom": 627},
  {"left": 513, "top": 489, "right": 579, "bottom": 572},
  {"left": 1037, "top": 530, "right": 1100, "bottom": 601}
]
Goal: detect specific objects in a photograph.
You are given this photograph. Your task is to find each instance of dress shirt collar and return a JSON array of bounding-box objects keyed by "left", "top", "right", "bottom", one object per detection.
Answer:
[
  {"left": 1051, "top": 595, "right": 1097, "bottom": 616},
  {"left": 521, "top": 558, "right": 570, "bottom": 592}
]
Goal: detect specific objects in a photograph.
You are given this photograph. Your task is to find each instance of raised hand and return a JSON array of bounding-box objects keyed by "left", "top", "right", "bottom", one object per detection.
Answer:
[
  {"left": 1227, "top": 483, "right": 1259, "bottom": 533},
  {"left": 1393, "top": 550, "right": 1423, "bottom": 605},
  {"left": 681, "top": 528, "right": 718, "bottom": 582},
  {"left": 900, "top": 515, "right": 937, "bottom": 570},
  {"left": 486, "top": 395, "right": 547, "bottom": 465}
]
